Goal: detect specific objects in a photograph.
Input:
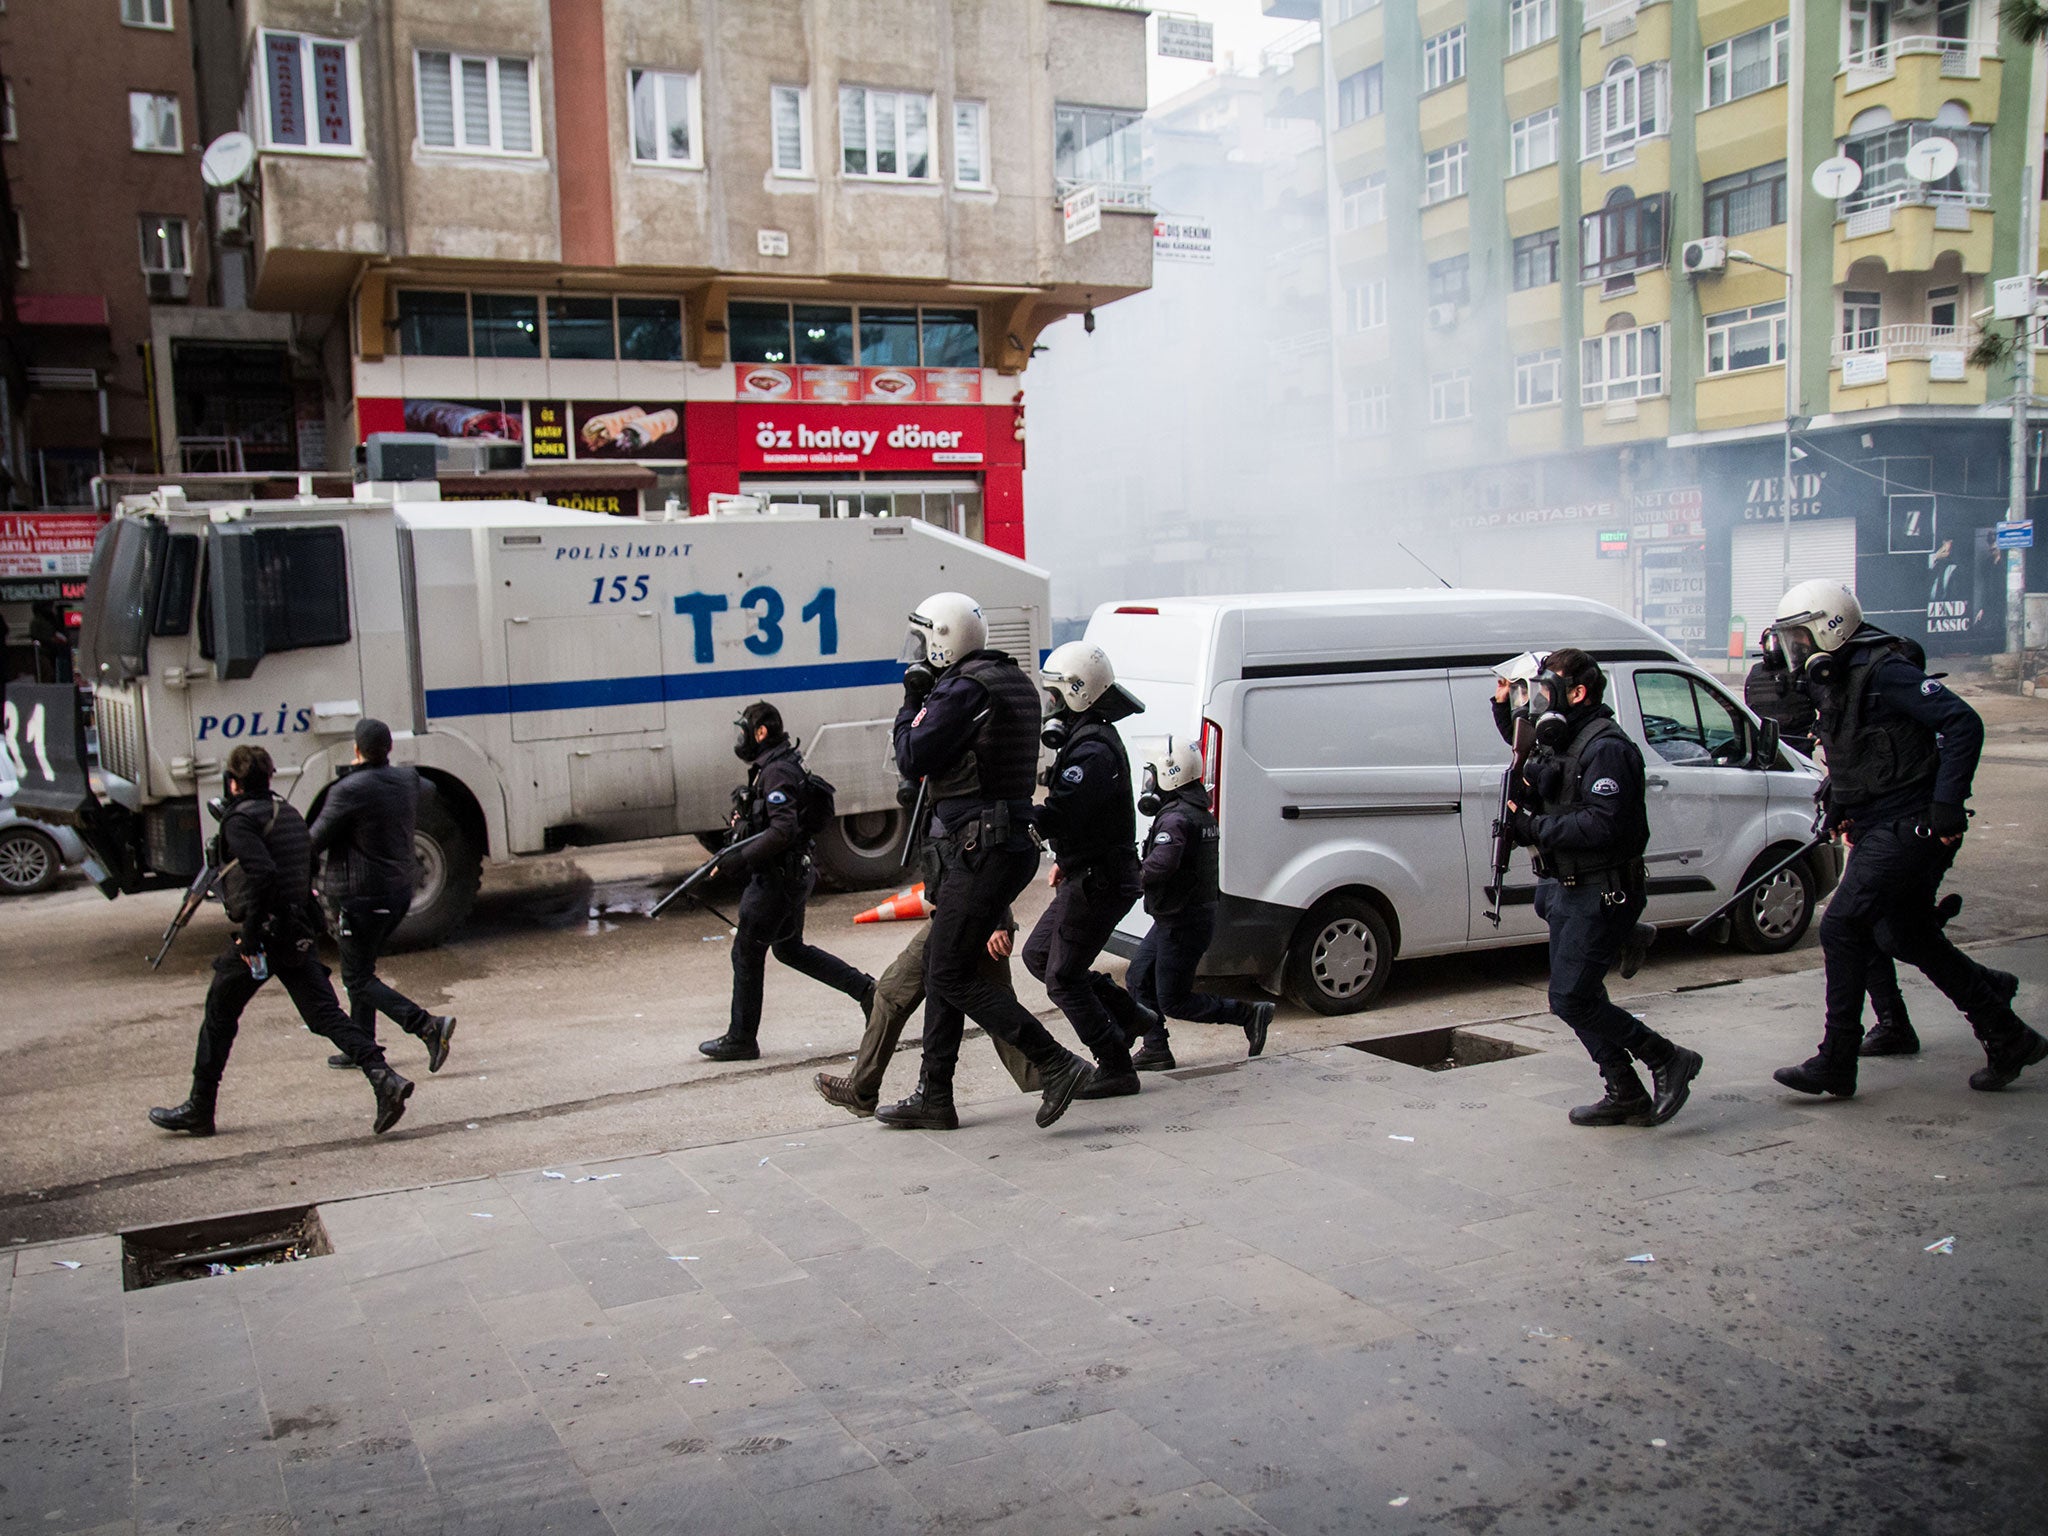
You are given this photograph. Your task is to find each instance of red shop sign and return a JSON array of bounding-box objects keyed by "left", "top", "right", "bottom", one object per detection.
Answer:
[{"left": 738, "top": 403, "right": 987, "bottom": 472}]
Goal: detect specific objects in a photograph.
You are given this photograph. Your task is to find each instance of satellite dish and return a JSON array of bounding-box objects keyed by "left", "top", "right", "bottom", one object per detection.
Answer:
[
  {"left": 200, "top": 131, "right": 256, "bottom": 189},
  {"left": 1811, "top": 156, "right": 1863, "bottom": 200},
  {"left": 1905, "top": 136, "right": 1960, "bottom": 183}
]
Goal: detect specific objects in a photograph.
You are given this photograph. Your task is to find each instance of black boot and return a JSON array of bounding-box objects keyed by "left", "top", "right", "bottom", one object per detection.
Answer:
[
  {"left": 148, "top": 1080, "right": 218, "bottom": 1136},
  {"left": 876, "top": 1076, "right": 959, "bottom": 1130},
  {"left": 1244, "top": 1001, "right": 1275, "bottom": 1058},
  {"left": 1774, "top": 1050, "right": 1857, "bottom": 1098},
  {"left": 1859, "top": 1003, "right": 1920, "bottom": 1057},
  {"left": 1968, "top": 1024, "right": 2048, "bottom": 1092},
  {"left": 1035, "top": 1052, "right": 1094, "bottom": 1128},
  {"left": 699, "top": 1033, "right": 761, "bottom": 1062},
  {"left": 1131, "top": 1038, "right": 1177, "bottom": 1072},
  {"left": 1077, "top": 1067, "right": 1141, "bottom": 1099},
  {"left": 367, "top": 1066, "right": 414, "bottom": 1135},
  {"left": 419, "top": 1015, "right": 457, "bottom": 1074},
  {"left": 1987, "top": 968, "right": 2021, "bottom": 1008},
  {"left": 1619, "top": 923, "right": 1656, "bottom": 981},
  {"left": 814, "top": 1071, "right": 877, "bottom": 1118},
  {"left": 1568, "top": 1064, "right": 1651, "bottom": 1126},
  {"left": 1639, "top": 1045, "right": 1702, "bottom": 1126}
]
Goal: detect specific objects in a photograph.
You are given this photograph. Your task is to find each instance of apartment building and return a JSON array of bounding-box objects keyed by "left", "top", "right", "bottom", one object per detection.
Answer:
[
  {"left": 225, "top": 0, "right": 1152, "bottom": 555},
  {"left": 1267, "top": 0, "right": 2045, "bottom": 659}
]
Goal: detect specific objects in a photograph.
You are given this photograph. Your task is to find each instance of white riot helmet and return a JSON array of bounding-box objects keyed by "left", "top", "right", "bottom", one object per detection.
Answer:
[
  {"left": 1773, "top": 580, "right": 1862, "bottom": 671},
  {"left": 1039, "top": 641, "right": 1146, "bottom": 732},
  {"left": 1150, "top": 736, "right": 1205, "bottom": 791},
  {"left": 901, "top": 591, "right": 986, "bottom": 672}
]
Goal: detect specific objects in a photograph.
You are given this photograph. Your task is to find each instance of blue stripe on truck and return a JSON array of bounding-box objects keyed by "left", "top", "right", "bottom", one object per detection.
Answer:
[{"left": 426, "top": 657, "right": 905, "bottom": 719}]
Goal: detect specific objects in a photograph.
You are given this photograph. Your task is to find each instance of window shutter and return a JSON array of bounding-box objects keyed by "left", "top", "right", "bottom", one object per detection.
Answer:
[
  {"left": 773, "top": 86, "right": 806, "bottom": 172},
  {"left": 498, "top": 58, "right": 532, "bottom": 152},
  {"left": 418, "top": 52, "right": 454, "bottom": 146},
  {"left": 1582, "top": 86, "right": 1602, "bottom": 158},
  {"left": 460, "top": 58, "right": 491, "bottom": 147}
]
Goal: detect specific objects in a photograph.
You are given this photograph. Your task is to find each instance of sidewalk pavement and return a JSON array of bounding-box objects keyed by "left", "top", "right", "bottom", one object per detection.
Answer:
[{"left": 4, "top": 940, "right": 2044, "bottom": 1536}]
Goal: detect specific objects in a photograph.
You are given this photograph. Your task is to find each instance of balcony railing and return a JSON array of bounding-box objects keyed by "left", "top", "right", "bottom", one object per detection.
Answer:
[
  {"left": 1843, "top": 36, "right": 1989, "bottom": 85},
  {"left": 1830, "top": 323, "right": 1974, "bottom": 364},
  {"left": 1056, "top": 177, "right": 1152, "bottom": 213},
  {"left": 1262, "top": 21, "right": 1320, "bottom": 76},
  {"left": 1268, "top": 329, "right": 1331, "bottom": 358},
  {"left": 1837, "top": 188, "right": 1988, "bottom": 235}
]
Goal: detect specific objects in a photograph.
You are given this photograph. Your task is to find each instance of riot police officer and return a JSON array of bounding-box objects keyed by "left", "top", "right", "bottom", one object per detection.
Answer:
[
  {"left": 1497, "top": 649, "right": 1702, "bottom": 1127},
  {"left": 1021, "top": 642, "right": 1147, "bottom": 1098},
  {"left": 1126, "top": 738, "right": 1274, "bottom": 1068},
  {"left": 699, "top": 700, "right": 875, "bottom": 1062},
  {"left": 876, "top": 592, "right": 1096, "bottom": 1130},
  {"left": 1767, "top": 581, "right": 2041, "bottom": 1096}
]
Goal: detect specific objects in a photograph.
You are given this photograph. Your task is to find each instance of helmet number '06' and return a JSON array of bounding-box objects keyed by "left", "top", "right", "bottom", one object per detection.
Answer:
[{"left": 671, "top": 585, "right": 838, "bottom": 664}]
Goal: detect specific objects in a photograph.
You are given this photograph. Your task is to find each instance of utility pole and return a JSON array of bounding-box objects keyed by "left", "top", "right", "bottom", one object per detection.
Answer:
[
  {"left": 2008, "top": 37, "right": 2046, "bottom": 663},
  {"left": 1782, "top": 0, "right": 1805, "bottom": 594}
]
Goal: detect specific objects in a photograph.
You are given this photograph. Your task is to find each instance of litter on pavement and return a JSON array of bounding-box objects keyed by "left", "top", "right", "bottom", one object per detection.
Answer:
[
  {"left": 1925, "top": 1236, "right": 1956, "bottom": 1255},
  {"left": 1626, "top": 1253, "right": 1655, "bottom": 1264},
  {"left": 52, "top": 1260, "right": 81, "bottom": 1269},
  {"left": 1388, "top": 1134, "right": 1415, "bottom": 1142}
]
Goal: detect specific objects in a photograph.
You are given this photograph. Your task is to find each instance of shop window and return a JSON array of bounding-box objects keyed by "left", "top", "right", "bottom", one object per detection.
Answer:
[
  {"left": 129, "top": 91, "right": 181, "bottom": 153},
  {"left": 1513, "top": 228, "right": 1560, "bottom": 290},
  {"left": 618, "top": 298, "right": 683, "bottom": 361},
  {"left": 1337, "top": 66, "right": 1382, "bottom": 127},
  {"left": 771, "top": 84, "right": 811, "bottom": 176},
  {"left": 840, "top": 85, "right": 934, "bottom": 180},
  {"left": 257, "top": 31, "right": 360, "bottom": 155},
  {"left": 1580, "top": 188, "right": 1667, "bottom": 282},
  {"left": 473, "top": 293, "right": 540, "bottom": 359},
  {"left": 1423, "top": 26, "right": 1466, "bottom": 93},
  {"left": 920, "top": 309, "right": 980, "bottom": 367},
  {"left": 629, "top": 69, "right": 700, "bottom": 167},
  {"left": 1703, "top": 161, "right": 1786, "bottom": 238},
  {"left": 1704, "top": 301, "right": 1787, "bottom": 374},
  {"left": 728, "top": 300, "right": 793, "bottom": 364},
  {"left": 794, "top": 304, "right": 854, "bottom": 365},
  {"left": 397, "top": 291, "right": 470, "bottom": 356},
  {"left": 1704, "top": 20, "right": 1789, "bottom": 108},
  {"left": 859, "top": 308, "right": 921, "bottom": 367},
  {"left": 416, "top": 51, "right": 537, "bottom": 156},
  {"left": 547, "top": 296, "right": 615, "bottom": 360},
  {"left": 1427, "top": 254, "right": 1469, "bottom": 308},
  {"left": 1515, "top": 349, "right": 1561, "bottom": 408}
]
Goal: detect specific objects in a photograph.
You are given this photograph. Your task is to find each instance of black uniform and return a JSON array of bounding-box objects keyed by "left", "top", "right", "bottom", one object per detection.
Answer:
[
  {"left": 1503, "top": 700, "right": 1690, "bottom": 1102},
  {"left": 1022, "top": 718, "right": 1141, "bottom": 1080},
  {"left": 311, "top": 763, "right": 433, "bottom": 1045},
  {"left": 717, "top": 738, "right": 872, "bottom": 1051},
  {"left": 892, "top": 650, "right": 1088, "bottom": 1107},
  {"left": 1129, "top": 786, "right": 1259, "bottom": 1048},
  {"left": 1796, "top": 627, "right": 2039, "bottom": 1088}
]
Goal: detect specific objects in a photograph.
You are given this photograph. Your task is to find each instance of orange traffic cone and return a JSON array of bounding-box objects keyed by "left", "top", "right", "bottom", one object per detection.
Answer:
[{"left": 855, "top": 883, "right": 933, "bottom": 923}]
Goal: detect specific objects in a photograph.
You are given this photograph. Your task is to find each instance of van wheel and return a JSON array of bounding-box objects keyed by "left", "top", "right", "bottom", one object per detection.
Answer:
[
  {"left": 1285, "top": 895, "right": 1393, "bottom": 1015},
  {"left": 390, "top": 794, "right": 481, "bottom": 950},
  {"left": 1730, "top": 847, "right": 1816, "bottom": 954},
  {"left": 0, "top": 826, "right": 61, "bottom": 895},
  {"left": 811, "top": 809, "right": 912, "bottom": 892}
]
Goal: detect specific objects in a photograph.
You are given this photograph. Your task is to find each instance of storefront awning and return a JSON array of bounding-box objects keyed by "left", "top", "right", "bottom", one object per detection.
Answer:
[{"left": 13, "top": 294, "right": 111, "bottom": 328}]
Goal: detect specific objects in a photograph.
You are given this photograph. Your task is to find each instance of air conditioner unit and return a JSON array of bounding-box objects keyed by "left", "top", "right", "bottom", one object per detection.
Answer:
[
  {"left": 1427, "top": 303, "right": 1458, "bottom": 330},
  {"left": 1681, "top": 236, "right": 1727, "bottom": 275},
  {"left": 214, "top": 188, "right": 248, "bottom": 237},
  {"left": 432, "top": 438, "right": 523, "bottom": 475},
  {"left": 144, "top": 270, "right": 190, "bottom": 302}
]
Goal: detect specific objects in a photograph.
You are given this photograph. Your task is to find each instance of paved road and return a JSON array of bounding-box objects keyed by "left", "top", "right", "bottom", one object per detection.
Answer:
[{"left": 3, "top": 692, "right": 2044, "bottom": 1247}]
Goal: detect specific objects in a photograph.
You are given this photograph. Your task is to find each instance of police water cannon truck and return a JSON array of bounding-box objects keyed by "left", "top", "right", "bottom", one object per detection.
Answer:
[{"left": 10, "top": 460, "right": 1049, "bottom": 948}]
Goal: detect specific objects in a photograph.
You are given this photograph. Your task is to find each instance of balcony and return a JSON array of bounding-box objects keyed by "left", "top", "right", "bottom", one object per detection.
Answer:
[
  {"left": 1830, "top": 323, "right": 1973, "bottom": 371},
  {"left": 1843, "top": 36, "right": 1989, "bottom": 90},
  {"left": 1056, "top": 178, "right": 1154, "bottom": 214}
]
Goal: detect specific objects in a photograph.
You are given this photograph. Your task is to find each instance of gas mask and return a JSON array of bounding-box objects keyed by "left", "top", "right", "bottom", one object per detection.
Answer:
[
  {"left": 1136, "top": 764, "right": 1163, "bottom": 818},
  {"left": 1758, "top": 626, "right": 1787, "bottom": 673},
  {"left": 1778, "top": 625, "right": 1841, "bottom": 688},
  {"left": 1040, "top": 689, "right": 1072, "bottom": 751},
  {"left": 1511, "top": 671, "right": 1575, "bottom": 750},
  {"left": 898, "top": 629, "right": 939, "bottom": 703},
  {"left": 733, "top": 718, "right": 763, "bottom": 762}
]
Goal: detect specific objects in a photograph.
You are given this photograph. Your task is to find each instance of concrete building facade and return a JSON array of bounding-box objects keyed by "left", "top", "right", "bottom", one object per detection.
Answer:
[{"left": 1266, "top": 0, "right": 2047, "bottom": 659}]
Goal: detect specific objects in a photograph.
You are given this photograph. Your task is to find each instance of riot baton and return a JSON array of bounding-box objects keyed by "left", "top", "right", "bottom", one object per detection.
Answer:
[
  {"left": 1686, "top": 831, "right": 1830, "bottom": 937},
  {"left": 650, "top": 830, "right": 767, "bottom": 921}
]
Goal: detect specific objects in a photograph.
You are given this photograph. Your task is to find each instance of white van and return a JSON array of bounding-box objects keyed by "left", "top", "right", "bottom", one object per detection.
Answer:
[{"left": 1085, "top": 591, "right": 1837, "bottom": 1014}]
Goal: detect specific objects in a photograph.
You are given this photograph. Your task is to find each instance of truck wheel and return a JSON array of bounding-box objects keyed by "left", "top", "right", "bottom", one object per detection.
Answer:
[
  {"left": 1284, "top": 894, "right": 1393, "bottom": 1015},
  {"left": 0, "top": 826, "right": 61, "bottom": 895},
  {"left": 1730, "top": 847, "right": 1816, "bottom": 954},
  {"left": 811, "top": 809, "right": 912, "bottom": 892},
  {"left": 391, "top": 795, "right": 481, "bottom": 950}
]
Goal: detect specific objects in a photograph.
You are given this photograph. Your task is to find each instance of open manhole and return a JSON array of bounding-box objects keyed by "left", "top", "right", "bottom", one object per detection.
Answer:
[
  {"left": 121, "top": 1204, "right": 331, "bottom": 1291},
  {"left": 1346, "top": 1027, "right": 1538, "bottom": 1073}
]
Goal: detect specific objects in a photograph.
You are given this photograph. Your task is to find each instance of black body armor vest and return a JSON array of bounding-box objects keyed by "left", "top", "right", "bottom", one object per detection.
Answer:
[
  {"left": 1531, "top": 714, "right": 1648, "bottom": 881},
  {"left": 1048, "top": 719, "right": 1136, "bottom": 868},
  {"left": 1815, "top": 642, "right": 1939, "bottom": 810},
  {"left": 954, "top": 651, "right": 1042, "bottom": 804}
]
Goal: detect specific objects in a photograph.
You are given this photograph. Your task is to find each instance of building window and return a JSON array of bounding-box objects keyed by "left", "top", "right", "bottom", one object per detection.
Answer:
[
  {"left": 1582, "top": 59, "right": 1666, "bottom": 163},
  {"left": 1423, "top": 141, "right": 1468, "bottom": 205},
  {"left": 1342, "top": 173, "right": 1386, "bottom": 230},
  {"left": 257, "top": 31, "right": 360, "bottom": 155},
  {"left": 3, "top": 78, "right": 14, "bottom": 142},
  {"left": 1423, "top": 26, "right": 1467, "bottom": 93},
  {"left": 1427, "top": 254, "right": 1469, "bottom": 308},
  {"left": 546, "top": 296, "right": 616, "bottom": 359},
  {"left": 1346, "top": 381, "right": 1390, "bottom": 435},
  {"left": 1840, "top": 118, "right": 1989, "bottom": 213},
  {"left": 1703, "top": 161, "right": 1787, "bottom": 237},
  {"left": 138, "top": 214, "right": 188, "bottom": 274},
  {"left": 1581, "top": 322, "right": 1665, "bottom": 405},
  {"left": 629, "top": 69, "right": 700, "bottom": 167},
  {"left": 1337, "top": 66, "right": 1383, "bottom": 127},
  {"left": 1515, "top": 349, "right": 1562, "bottom": 407},
  {"left": 618, "top": 297, "right": 685, "bottom": 361},
  {"left": 1429, "top": 369, "right": 1472, "bottom": 423},
  {"left": 841, "top": 86, "right": 935, "bottom": 180},
  {"left": 416, "top": 51, "right": 537, "bottom": 156},
  {"left": 1348, "top": 281, "right": 1388, "bottom": 331},
  {"left": 1841, "top": 290, "right": 1883, "bottom": 352},
  {"left": 728, "top": 300, "right": 978, "bottom": 367},
  {"left": 953, "top": 99, "right": 989, "bottom": 188},
  {"left": 1927, "top": 284, "right": 1961, "bottom": 335},
  {"left": 1337, "top": 0, "right": 1382, "bottom": 20},
  {"left": 1513, "top": 228, "right": 1560, "bottom": 289},
  {"left": 1510, "top": 0, "right": 1557, "bottom": 53},
  {"left": 397, "top": 292, "right": 471, "bottom": 357},
  {"left": 473, "top": 294, "right": 541, "bottom": 359},
  {"left": 1704, "top": 19, "right": 1789, "bottom": 108},
  {"left": 1055, "top": 104, "right": 1144, "bottom": 190},
  {"left": 1704, "top": 301, "right": 1787, "bottom": 374},
  {"left": 10, "top": 209, "right": 24, "bottom": 270},
  {"left": 1510, "top": 107, "right": 1559, "bottom": 176},
  {"left": 771, "top": 84, "right": 812, "bottom": 176},
  {"left": 121, "top": 0, "right": 171, "bottom": 28},
  {"left": 1580, "top": 188, "right": 1667, "bottom": 281},
  {"left": 129, "top": 91, "right": 181, "bottom": 153}
]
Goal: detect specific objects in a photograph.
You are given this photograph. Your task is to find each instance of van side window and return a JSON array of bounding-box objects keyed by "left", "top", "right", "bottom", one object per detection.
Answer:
[
  {"left": 1635, "top": 671, "right": 1744, "bottom": 765},
  {"left": 151, "top": 533, "right": 199, "bottom": 637},
  {"left": 253, "top": 527, "right": 351, "bottom": 652}
]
